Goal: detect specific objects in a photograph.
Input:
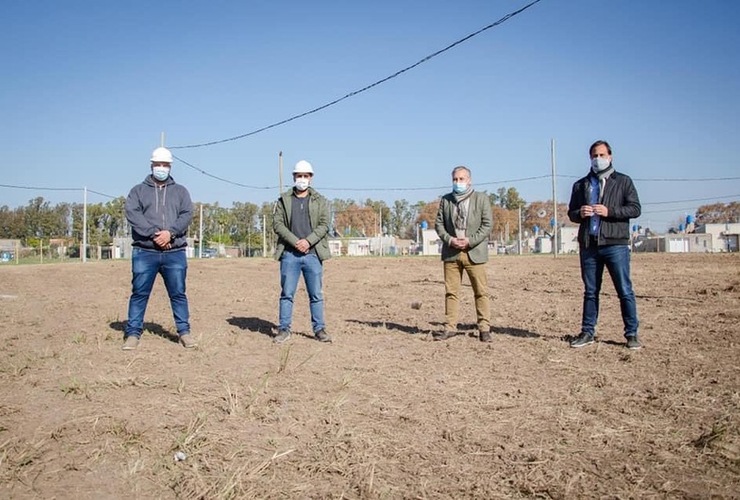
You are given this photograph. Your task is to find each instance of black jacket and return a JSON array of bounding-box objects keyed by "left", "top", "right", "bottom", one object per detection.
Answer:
[{"left": 568, "top": 170, "right": 641, "bottom": 248}]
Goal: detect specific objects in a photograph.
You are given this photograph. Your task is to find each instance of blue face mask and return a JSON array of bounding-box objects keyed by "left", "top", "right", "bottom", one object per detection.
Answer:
[
  {"left": 453, "top": 182, "right": 467, "bottom": 194},
  {"left": 152, "top": 166, "right": 170, "bottom": 181}
]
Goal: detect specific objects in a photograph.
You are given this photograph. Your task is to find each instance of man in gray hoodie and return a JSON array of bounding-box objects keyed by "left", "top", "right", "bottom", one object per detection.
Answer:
[{"left": 122, "top": 146, "right": 195, "bottom": 350}]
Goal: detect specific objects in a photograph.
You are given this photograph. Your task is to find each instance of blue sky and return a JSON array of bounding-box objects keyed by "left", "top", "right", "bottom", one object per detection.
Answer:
[{"left": 1, "top": 0, "right": 739, "bottom": 231}]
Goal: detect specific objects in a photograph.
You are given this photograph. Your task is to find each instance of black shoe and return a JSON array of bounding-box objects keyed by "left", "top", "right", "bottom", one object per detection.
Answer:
[
  {"left": 626, "top": 335, "right": 642, "bottom": 350},
  {"left": 479, "top": 331, "right": 492, "bottom": 343},
  {"left": 570, "top": 333, "right": 595, "bottom": 348},
  {"left": 315, "top": 329, "right": 332, "bottom": 343},
  {"left": 273, "top": 329, "right": 291, "bottom": 344},
  {"left": 432, "top": 331, "right": 454, "bottom": 341}
]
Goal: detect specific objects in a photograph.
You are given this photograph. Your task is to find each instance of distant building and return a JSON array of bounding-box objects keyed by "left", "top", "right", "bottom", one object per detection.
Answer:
[
  {"left": 421, "top": 229, "right": 442, "bottom": 256},
  {"left": 695, "top": 223, "right": 740, "bottom": 252},
  {"left": 558, "top": 226, "right": 579, "bottom": 254}
]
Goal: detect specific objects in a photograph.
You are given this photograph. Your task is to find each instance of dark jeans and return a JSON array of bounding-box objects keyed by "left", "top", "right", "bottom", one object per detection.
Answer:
[
  {"left": 579, "top": 243, "right": 638, "bottom": 338},
  {"left": 279, "top": 250, "right": 325, "bottom": 333},
  {"left": 125, "top": 247, "right": 190, "bottom": 337}
]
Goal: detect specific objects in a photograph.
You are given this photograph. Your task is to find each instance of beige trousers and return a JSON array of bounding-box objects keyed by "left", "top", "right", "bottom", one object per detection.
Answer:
[{"left": 443, "top": 251, "right": 491, "bottom": 332}]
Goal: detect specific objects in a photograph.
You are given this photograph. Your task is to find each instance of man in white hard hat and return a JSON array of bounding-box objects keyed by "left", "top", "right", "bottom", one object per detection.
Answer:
[
  {"left": 122, "top": 146, "right": 197, "bottom": 350},
  {"left": 272, "top": 160, "right": 332, "bottom": 343}
]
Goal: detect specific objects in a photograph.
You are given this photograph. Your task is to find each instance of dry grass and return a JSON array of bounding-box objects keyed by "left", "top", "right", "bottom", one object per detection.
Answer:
[{"left": 0, "top": 254, "right": 738, "bottom": 498}]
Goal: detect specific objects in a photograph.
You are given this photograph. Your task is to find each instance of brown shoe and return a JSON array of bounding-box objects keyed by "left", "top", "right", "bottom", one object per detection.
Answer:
[
  {"left": 179, "top": 333, "right": 198, "bottom": 349},
  {"left": 433, "top": 331, "right": 454, "bottom": 341},
  {"left": 479, "top": 331, "right": 492, "bottom": 343},
  {"left": 122, "top": 335, "right": 140, "bottom": 351}
]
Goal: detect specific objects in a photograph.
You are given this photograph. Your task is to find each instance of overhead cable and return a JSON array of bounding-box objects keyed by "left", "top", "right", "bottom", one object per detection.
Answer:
[{"left": 170, "top": 0, "right": 543, "bottom": 149}]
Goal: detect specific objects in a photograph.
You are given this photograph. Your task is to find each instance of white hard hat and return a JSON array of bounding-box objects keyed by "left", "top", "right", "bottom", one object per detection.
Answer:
[
  {"left": 150, "top": 147, "right": 173, "bottom": 163},
  {"left": 293, "top": 160, "right": 314, "bottom": 175}
]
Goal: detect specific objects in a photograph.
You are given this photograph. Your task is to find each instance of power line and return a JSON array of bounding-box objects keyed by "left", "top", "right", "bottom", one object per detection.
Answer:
[
  {"left": 642, "top": 194, "right": 739, "bottom": 206},
  {"left": 559, "top": 175, "right": 740, "bottom": 182},
  {"left": 322, "top": 175, "right": 552, "bottom": 192},
  {"left": 170, "top": 0, "right": 543, "bottom": 150},
  {"left": 633, "top": 176, "right": 740, "bottom": 182},
  {"left": 174, "top": 155, "right": 275, "bottom": 190},
  {"left": 0, "top": 183, "right": 81, "bottom": 191}
]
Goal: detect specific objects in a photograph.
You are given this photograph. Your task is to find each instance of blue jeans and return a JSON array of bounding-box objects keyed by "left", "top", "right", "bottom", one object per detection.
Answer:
[
  {"left": 279, "top": 250, "right": 325, "bottom": 332},
  {"left": 125, "top": 247, "right": 190, "bottom": 337},
  {"left": 579, "top": 244, "right": 638, "bottom": 338}
]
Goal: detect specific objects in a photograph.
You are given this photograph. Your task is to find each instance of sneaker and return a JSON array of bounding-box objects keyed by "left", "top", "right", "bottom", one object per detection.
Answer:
[
  {"left": 432, "top": 331, "right": 454, "bottom": 341},
  {"left": 570, "top": 333, "right": 595, "bottom": 348},
  {"left": 315, "top": 329, "right": 332, "bottom": 343},
  {"left": 122, "top": 335, "right": 140, "bottom": 351},
  {"left": 273, "top": 329, "right": 291, "bottom": 344},
  {"left": 479, "top": 331, "right": 492, "bottom": 343},
  {"left": 179, "top": 333, "right": 197, "bottom": 349},
  {"left": 626, "top": 336, "right": 642, "bottom": 350}
]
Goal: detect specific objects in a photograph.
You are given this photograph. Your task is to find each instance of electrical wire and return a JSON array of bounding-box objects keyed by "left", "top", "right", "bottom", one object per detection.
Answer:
[
  {"left": 174, "top": 155, "right": 275, "bottom": 190},
  {"left": 170, "top": 0, "right": 543, "bottom": 150},
  {"left": 642, "top": 194, "right": 739, "bottom": 206}
]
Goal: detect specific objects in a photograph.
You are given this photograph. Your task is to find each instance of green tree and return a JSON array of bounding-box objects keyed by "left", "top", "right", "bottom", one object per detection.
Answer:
[{"left": 390, "top": 199, "right": 414, "bottom": 238}]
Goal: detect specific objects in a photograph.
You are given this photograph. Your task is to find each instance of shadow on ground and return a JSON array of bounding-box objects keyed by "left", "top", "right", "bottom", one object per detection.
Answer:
[
  {"left": 227, "top": 317, "right": 276, "bottom": 338},
  {"left": 109, "top": 321, "right": 179, "bottom": 343}
]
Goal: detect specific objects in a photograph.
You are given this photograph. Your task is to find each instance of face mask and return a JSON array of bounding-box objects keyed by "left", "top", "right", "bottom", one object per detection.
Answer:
[
  {"left": 294, "top": 178, "right": 310, "bottom": 191},
  {"left": 591, "top": 157, "right": 611, "bottom": 172},
  {"left": 152, "top": 166, "right": 170, "bottom": 181},
  {"left": 453, "top": 182, "right": 467, "bottom": 194}
]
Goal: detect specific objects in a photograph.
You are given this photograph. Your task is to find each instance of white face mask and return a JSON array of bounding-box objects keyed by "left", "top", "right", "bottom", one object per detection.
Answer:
[
  {"left": 152, "top": 166, "right": 170, "bottom": 181},
  {"left": 294, "top": 178, "right": 310, "bottom": 191},
  {"left": 591, "top": 157, "right": 611, "bottom": 172}
]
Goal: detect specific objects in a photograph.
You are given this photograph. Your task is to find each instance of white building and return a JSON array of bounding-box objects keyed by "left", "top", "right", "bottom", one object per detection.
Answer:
[
  {"left": 695, "top": 223, "right": 740, "bottom": 252},
  {"left": 420, "top": 229, "right": 442, "bottom": 256}
]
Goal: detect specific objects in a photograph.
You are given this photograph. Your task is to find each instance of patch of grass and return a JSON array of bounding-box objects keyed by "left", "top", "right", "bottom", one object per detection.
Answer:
[
  {"left": 60, "top": 377, "right": 89, "bottom": 398},
  {"left": 222, "top": 381, "right": 240, "bottom": 415}
]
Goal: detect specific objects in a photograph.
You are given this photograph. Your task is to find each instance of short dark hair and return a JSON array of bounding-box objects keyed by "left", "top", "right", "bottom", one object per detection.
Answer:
[{"left": 589, "top": 140, "right": 612, "bottom": 156}]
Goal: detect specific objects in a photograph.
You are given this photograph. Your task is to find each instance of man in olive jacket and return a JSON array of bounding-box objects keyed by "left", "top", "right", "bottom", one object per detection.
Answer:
[
  {"left": 434, "top": 166, "right": 493, "bottom": 342},
  {"left": 272, "top": 160, "right": 332, "bottom": 344}
]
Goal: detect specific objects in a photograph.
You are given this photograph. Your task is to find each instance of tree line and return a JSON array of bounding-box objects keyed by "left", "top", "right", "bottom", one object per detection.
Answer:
[{"left": 1, "top": 192, "right": 736, "bottom": 249}]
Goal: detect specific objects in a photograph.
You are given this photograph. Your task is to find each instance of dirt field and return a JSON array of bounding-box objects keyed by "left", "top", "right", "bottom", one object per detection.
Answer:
[{"left": 0, "top": 253, "right": 738, "bottom": 499}]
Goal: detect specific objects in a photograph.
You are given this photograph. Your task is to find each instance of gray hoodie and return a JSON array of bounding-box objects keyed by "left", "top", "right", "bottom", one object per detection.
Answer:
[{"left": 125, "top": 175, "right": 193, "bottom": 250}]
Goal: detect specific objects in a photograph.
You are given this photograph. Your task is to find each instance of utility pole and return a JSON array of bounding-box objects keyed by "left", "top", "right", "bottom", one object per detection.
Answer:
[
  {"left": 278, "top": 151, "right": 284, "bottom": 196},
  {"left": 518, "top": 206, "right": 523, "bottom": 255},
  {"left": 82, "top": 186, "right": 88, "bottom": 263},
  {"left": 199, "top": 203, "right": 204, "bottom": 258},
  {"left": 551, "top": 139, "right": 558, "bottom": 258}
]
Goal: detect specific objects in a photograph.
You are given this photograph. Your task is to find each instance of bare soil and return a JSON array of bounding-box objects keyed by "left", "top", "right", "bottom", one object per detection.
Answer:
[{"left": 0, "top": 253, "right": 738, "bottom": 499}]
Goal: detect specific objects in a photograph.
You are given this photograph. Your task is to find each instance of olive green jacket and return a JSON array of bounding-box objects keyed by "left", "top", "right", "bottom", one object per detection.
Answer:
[
  {"left": 273, "top": 187, "right": 331, "bottom": 262},
  {"left": 434, "top": 191, "right": 493, "bottom": 263}
]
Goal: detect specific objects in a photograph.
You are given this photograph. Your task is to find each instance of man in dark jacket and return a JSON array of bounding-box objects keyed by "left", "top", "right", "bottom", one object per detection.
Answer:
[
  {"left": 434, "top": 166, "right": 493, "bottom": 342},
  {"left": 272, "top": 160, "right": 332, "bottom": 344},
  {"left": 568, "top": 140, "right": 642, "bottom": 349},
  {"left": 122, "top": 146, "right": 195, "bottom": 350}
]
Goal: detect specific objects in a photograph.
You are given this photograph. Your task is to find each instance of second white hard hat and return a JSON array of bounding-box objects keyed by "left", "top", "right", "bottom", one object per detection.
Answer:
[{"left": 293, "top": 160, "right": 314, "bottom": 175}]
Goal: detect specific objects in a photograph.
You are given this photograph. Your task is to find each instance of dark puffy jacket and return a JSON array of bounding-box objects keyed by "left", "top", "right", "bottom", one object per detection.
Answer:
[{"left": 568, "top": 170, "right": 641, "bottom": 248}]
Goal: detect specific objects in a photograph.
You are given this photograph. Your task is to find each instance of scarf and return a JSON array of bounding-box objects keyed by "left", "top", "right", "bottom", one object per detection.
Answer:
[{"left": 453, "top": 187, "right": 474, "bottom": 231}]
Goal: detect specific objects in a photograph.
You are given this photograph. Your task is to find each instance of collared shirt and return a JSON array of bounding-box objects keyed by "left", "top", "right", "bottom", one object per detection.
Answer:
[{"left": 588, "top": 175, "right": 600, "bottom": 237}]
